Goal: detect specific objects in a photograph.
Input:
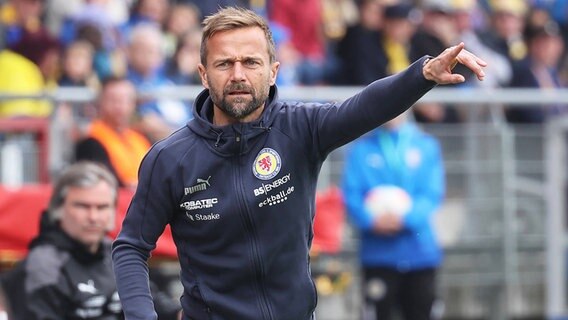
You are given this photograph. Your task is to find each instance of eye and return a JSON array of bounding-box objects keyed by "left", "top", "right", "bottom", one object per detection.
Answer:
[
  {"left": 216, "top": 61, "right": 231, "bottom": 70},
  {"left": 97, "top": 204, "right": 112, "bottom": 211},
  {"left": 75, "top": 203, "right": 91, "bottom": 210},
  {"left": 244, "top": 59, "right": 260, "bottom": 68}
]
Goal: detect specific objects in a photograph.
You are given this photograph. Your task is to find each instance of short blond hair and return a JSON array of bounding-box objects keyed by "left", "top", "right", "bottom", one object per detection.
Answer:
[{"left": 200, "top": 7, "right": 276, "bottom": 65}]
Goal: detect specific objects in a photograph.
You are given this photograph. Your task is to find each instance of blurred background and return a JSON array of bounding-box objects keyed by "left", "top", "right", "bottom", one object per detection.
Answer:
[{"left": 1, "top": 0, "right": 568, "bottom": 319}]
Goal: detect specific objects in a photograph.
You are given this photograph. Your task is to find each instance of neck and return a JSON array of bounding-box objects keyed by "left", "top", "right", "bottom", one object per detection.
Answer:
[
  {"left": 87, "top": 242, "right": 100, "bottom": 254},
  {"left": 102, "top": 119, "right": 126, "bottom": 133}
]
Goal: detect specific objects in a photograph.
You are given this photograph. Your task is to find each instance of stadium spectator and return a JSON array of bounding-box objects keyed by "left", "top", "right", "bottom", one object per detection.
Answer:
[
  {"left": 119, "top": 0, "right": 170, "bottom": 46},
  {"left": 53, "top": 0, "right": 128, "bottom": 83},
  {"left": 0, "top": 29, "right": 59, "bottom": 118},
  {"left": 1, "top": 0, "right": 47, "bottom": 47},
  {"left": 58, "top": 40, "right": 99, "bottom": 89},
  {"left": 381, "top": 3, "right": 419, "bottom": 76},
  {"left": 411, "top": 0, "right": 464, "bottom": 123},
  {"left": 75, "top": 76, "right": 151, "bottom": 189},
  {"left": 270, "top": 22, "right": 301, "bottom": 86},
  {"left": 43, "top": 0, "right": 81, "bottom": 36},
  {"left": 440, "top": 0, "right": 514, "bottom": 122},
  {"left": 320, "top": 0, "right": 359, "bottom": 44},
  {"left": 333, "top": 0, "right": 386, "bottom": 85},
  {"left": 450, "top": 0, "right": 512, "bottom": 89},
  {"left": 73, "top": 23, "right": 125, "bottom": 80},
  {"left": 342, "top": 112, "right": 445, "bottom": 320},
  {"left": 9, "top": 28, "right": 61, "bottom": 87},
  {"left": 50, "top": 39, "right": 100, "bottom": 173},
  {"left": 165, "top": 27, "right": 203, "bottom": 86},
  {"left": 546, "top": 0, "right": 568, "bottom": 74},
  {"left": 481, "top": 0, "right": 528, "bottom": 63},
  {"left": 269, "top": 0, "right": 328, "bottom": 84},
  {"left": 506, "top": 18, "right": 566, "bottom": 123},
  {"left": 413, "top": 0, "right": 458, "bottom": 57},
  {"left": 524, "top": 3, "right": 568, "bottom": 84},
  {"left": 58, "top": 0, "right": 121, "bottom": 53},
  {"left": 163, "top": 3, "right": 201, "bottom": 58},
  {"left": 0, "top": 49, "right": 46, "bottom": 118},
  {"left": 126, "top": 23, "right": 191, "bottom": 142},
  {"left": 0, "top": 161, "right": 181, "bottom": 320},
  {"left": 6, "top": 161, "right": 122, "bottom": 319}
]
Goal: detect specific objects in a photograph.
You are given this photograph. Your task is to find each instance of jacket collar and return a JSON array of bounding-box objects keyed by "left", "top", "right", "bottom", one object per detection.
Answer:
[{"left": 187, "top": 86, "right": 279, "bottom": 156}]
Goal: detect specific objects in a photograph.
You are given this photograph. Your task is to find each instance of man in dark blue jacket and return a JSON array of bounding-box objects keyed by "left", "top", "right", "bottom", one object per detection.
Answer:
[{"left": 112, "top": 6, "right": 487, "bottom": 320}]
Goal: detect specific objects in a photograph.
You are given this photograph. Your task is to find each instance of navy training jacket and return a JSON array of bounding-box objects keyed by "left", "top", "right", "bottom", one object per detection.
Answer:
[{"left": 112, "top": 57, "right": 436, "bottom": 320}]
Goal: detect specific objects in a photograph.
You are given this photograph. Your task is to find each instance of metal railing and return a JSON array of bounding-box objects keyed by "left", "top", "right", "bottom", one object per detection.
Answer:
[{"left": 4, "top": 86, "right": 568, "bottom": 103}]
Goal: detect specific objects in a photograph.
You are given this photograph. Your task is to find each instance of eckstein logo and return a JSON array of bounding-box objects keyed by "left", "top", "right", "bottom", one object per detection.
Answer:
[
  {"left": 253, "top": 148, "right": 281, "bottom": 180},
  {"left": 184, "top": 176, "right": 211, "bottom": 195}
]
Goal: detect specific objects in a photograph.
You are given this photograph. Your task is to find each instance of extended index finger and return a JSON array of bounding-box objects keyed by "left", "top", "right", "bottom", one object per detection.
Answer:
[{"left": 443, "top": 42, "right": 465, "bottom": 67}]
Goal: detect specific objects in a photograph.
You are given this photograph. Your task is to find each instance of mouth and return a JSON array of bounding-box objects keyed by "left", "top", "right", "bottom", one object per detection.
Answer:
[
  {"left": 84, "top": 226, "right": 104, "bottom": 233},
  {"left": 228, "top": 91, "right": 250, "bottom": 96}
]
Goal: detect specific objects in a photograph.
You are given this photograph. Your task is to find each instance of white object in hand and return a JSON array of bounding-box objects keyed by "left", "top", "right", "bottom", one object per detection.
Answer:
[{"left": 364, "top": 185, "right": 412, "bottom": 217}]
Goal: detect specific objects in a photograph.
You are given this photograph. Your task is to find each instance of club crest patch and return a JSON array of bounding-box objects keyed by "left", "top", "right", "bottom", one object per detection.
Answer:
[{"left": 253, "top": 148, "right": 281, "bottom": 180}]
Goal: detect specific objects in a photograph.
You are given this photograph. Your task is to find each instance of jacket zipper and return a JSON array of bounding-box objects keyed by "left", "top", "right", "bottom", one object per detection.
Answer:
[{"left": 233, "top": 136, "right": 273, "bottom": 319}]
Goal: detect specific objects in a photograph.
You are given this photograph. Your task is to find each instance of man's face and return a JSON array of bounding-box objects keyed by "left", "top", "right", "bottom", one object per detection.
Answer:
[
  {"left": 64, "top": 46, "right": 93, "bottom": 81},
  {"left": 59, "top": 181, "right": 115, "bottom": 253},
  {"left": 493, "top": 12, "right": 524, "bottom": 38},
  {"left": 99, "top": 81, "right": 137, "bottom": 130},
  {"left": 530, "top": 35, "right": 564, "bottom": 67},
  {"left": 129, "top": 34, "right": 163, "bottom": 76},
  {"left": 14, "top": 0, "right": 43, "bottom": 23},
  {"left": 198, "top": 27, "right": 279, "bottom": 122}
]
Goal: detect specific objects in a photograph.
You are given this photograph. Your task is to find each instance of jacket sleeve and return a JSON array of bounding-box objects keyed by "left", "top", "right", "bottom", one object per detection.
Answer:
[
  {"left": 403, "top": 136, "right": 445, "bottom": 232},
  {"left": 112, "top": 143, "right": 177, "bottom": 320},
  {"left": 25, "top": 281, "right": 71, "bottom": 320},
  {"left": 313, "top": 57, "right": 436, "bottom": 156},
  {"left": 22, "top": 248, "right": 75, "bottom": 320}
]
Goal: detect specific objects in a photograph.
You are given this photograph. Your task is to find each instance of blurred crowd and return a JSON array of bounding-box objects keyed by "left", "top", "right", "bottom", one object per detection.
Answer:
[
  {"left": 0, "top": 1, "right": 562, "bottom": 317},
  {"left": 0, "top": 0, "right": 567, "bottom": 142}
]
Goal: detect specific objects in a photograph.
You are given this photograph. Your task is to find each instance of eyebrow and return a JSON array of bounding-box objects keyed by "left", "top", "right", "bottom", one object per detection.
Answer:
[
  {"left": 71, "top": 201, "right": 113, "bottom": 209},
  {"left": 213, "top": 55, "right": 263, "bottom": 64}
]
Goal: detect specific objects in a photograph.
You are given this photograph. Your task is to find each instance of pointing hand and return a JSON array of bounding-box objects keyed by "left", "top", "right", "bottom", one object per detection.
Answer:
[{"left": 422, "top": 42, "right": 487, "bottom": 84}]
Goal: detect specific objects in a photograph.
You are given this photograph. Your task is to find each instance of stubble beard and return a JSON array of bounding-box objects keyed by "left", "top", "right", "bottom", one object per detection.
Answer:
[{"left": 211, "top": 82, "right": 270, "bottom": 120}]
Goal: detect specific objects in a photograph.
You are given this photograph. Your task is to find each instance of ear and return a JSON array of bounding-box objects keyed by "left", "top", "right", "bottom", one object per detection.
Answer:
[
  {"left": 198, "top": 64, "right": 209, "bottom": 89},
  {"left": 269, "top": 61, "right": 280, "bottom": 86}
]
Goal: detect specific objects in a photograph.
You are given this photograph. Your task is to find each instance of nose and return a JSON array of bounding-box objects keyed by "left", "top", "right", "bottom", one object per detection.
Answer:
[
  {"left": 87, "top": 207, "right": 101, "bottom": 222},
  {"left": 86, "top": 206, "right": 108, "bottom": 225},
  {"left": 231, "top": 62, "right": 246, "bottom": 81}
]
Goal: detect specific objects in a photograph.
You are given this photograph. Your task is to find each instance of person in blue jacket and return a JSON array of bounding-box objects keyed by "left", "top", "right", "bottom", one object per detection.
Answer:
[
  {"left": 111, "top": 6, "right": 486, "bottom": 320},
  {"left": 342, "top": 112, "right": 445, "bottom": 320}
]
